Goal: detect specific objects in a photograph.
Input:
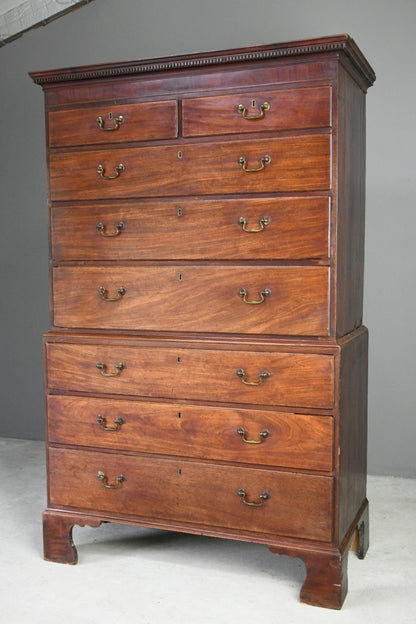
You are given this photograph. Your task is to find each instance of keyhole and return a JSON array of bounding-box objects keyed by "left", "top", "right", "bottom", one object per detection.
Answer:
[
  {"left": 178, "top": 273, "right": 183, "bottom": 281},
  {"left": 177, "top": 207, "right": 182, "bottom": 217},
  {"left": 178, "top": 151, "right": 183, "bottom": 159},
  {"left": 108, "top": 112, "right": 113, "bottom": 119},
  {"left": 251, "top": 99, "right": 256, "bottom": 108},
  {"left": 178, "top": 468, "right": 182, "bottom": 475},
  {"left": 177, "top": 356, "right": 181, "bottom": 363},
  {"left": 177, "top": 412, "right": 182, "bottom": 418}
]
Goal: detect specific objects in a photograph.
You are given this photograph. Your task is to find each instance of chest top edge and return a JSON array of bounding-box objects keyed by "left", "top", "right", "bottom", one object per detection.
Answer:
[{"left": 29, "top": 34, "right": 375, "bottom": 90}]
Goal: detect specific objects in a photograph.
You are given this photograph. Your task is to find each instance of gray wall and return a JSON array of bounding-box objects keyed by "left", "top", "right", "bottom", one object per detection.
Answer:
[{"left": 0, "top": 0, "right": 415, "bottom": 477}]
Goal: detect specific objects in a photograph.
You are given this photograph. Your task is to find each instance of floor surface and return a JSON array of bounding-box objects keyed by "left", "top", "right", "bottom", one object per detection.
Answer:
[{"left": 0, "top": 437, "right": 415, "bottom": 623}]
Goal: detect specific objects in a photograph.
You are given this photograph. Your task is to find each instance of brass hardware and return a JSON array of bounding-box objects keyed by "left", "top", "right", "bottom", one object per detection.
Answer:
[
  {"left": 96, "top": 163, "right": 125, "bottom": 179},
  {"left": 97, "top": 471, "right": 125, "bottom": 489},
  {"left": 96, "top": 221, "right": 125, "bottom": 237},
  {"left": 239, "top": 287, "right": 271, "bottom": 305},
  {"left": 238, "top": 215, "right": 270, "bottom": 233},
  {"left": 237, "top": 101, "right": 270, "bottom": 120},
  {"left": 178, "top": 468, "right": 182, "bottom": 475},
  {"left": 97, "top": 415, "right": 125, "bottom": 431},
  {"left": 237, "top": 488, "right": 270, "bottom": 506},
  {"left": 236, "top": 368, "right": 271, "bottom": 386},
  {"left": 98, "top": 286, "right": 126, "bottom": 301},
  {"left": 238, "top": 154, "right": 271, "bottom": 172},
  {"left": 178, "top": 273, "right": 183, "bottom": 281},
  {"left": 177, "top": 207, "right": 183, "bottom": 217},
  {"left": 178, "top": 151, "right": 183, "bottom": 159},
  {"left": 237, "top": 427, "right": 270, "bottom": 444},
  {"left": 96, "top": 361, "right": 125, "bottom": 377},
  {"left": 96, "top": 114, "right": 124, "bottom": 131},
  {"left": 177, "top": 356, "right": 181, "bottom": 363}
]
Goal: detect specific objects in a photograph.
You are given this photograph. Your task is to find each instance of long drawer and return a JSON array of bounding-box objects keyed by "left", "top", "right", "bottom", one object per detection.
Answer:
[
  {"left": 52, "top": 265, "right": 329, "bottom": 336},
  {"left": 182, "top": 85, "right": 331, "bottom": 137},
  {"left": 47, "top": 395, "right": 334, "bottom": 471},
  {"left": 46, "top": 341, "right": 334, "bottom": 409},
  {"left": 49, "top": 135, "right": 331, "bottom": 200},
  {"left": 51, "top": 197, "right": 330, "bottom": 261},
  {"left": 48, "top": 447, "right": 334, "bottom": 541}
]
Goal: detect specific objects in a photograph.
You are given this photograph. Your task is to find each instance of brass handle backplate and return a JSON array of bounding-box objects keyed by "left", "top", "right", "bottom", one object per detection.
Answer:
[
  {"left": 237, "top": 427, "right": 270, "bottom": 444},
  {"left": 236, "top": 368, "right": 271, "bottom": 386},
  {"left": 96, "top": 163, "right": 125, "bottom": 179},
  {"left": 237, "top": 102, "right": 270, "bottom": 120},
  {"left": 96, "top": 361, "right": 125, "bottom": 377},
  {"left": 96, "top": 221, "right": 125, "bottom": 237},
  {"left": 97, "top": 471, "right": 125, "bottom": 489},
  {"left": 238, "top": 216, "right": 270, "bottom": 233},
  {"left": 237, "top": 488, "right": 270, "bottom": 506},
  {"left": 239, "top": 287, "right": 271, "bottom": 305},
  {"left": 97, "top": 415, "right": 125, "bottom": 431},
  {"left": 98, "top": 286, "right": 126, "bottom": 301},
  {"left": 96, "top": 114, "right": 124, "bottom": 131},
  {"left": 238, "top": 154, "right": 271, "bottom": 172}
]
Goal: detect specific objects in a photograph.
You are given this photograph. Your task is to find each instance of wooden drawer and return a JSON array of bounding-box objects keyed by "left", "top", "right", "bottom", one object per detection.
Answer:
[
  {"left": 52, "top": 265, "right": 329, "bottom": 337},
  {"left": 51, "top": 197, "right": 330, "bottom": 261},
  {"left": 48, "top": 100, "right": 178, "bottom": 147},
  {"left": 46, "top": 341, "right": 334, "bottom": 409},
  {"left": 49, "top": 135, "right": 331, "bottom": 201},
  {"left": 182, "top": 86, "right": 331, "bottom": 137},
  {"left": 48, "top": 447, "right": 334, "bottom": 541},
  {"left": 47, "top": 395, "right": 334, "bottom": 471}
]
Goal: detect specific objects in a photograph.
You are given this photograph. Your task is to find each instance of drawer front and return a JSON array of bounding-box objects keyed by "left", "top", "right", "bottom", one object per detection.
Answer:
[
  {"left": 48, "top": 447, "right": 334, "bottom": 541},
  {"left": 182, "top": 86, "right": 331, "bottom": 137},
  {"left": 48, "top": 100, "right": 178, "bottom": 147},
  {"left": 46, "top": 342, "right": 334, "bottom": 409},
  {"left": 53, "top": 265, "right": 329, "bottom": 337},
  {"left": 51, "top": 197, "right": 330, "bottom": 261},
  {"left": 49, "top": 135, "right": 331, "bottom": 201},
  {"left": 47, "top": 395, "right": 334, "bottom": 471}
]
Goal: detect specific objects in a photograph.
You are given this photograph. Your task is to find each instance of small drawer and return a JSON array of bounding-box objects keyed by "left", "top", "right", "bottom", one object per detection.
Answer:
[
  {"left": 52, "top": 265, "right": 329, "bottom": 337},
  {"left": 48, "top": 100, "right": 178, "bottom": 147},
  {"left": 48, "top": 447, "right": 334, "bottom": 541},
  {"left": 48, "top": 135, "right": 331, "bottom": 201},
  {"left": 47, "top": 395, "right": 334, "bottom": 471},
  {"left": 45, "top": 341, "right": 334, "bottom": 409},
  {"left": 182, "top": 85, "right": 331, "bottom": 137},
  {"left": 51, "top": 197, "right": 330, "bottom": 261}
]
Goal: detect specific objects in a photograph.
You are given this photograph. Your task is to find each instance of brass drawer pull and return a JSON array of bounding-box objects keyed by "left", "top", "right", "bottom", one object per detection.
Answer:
[
  {"left": 97, "top": 471, "right": 125, "bottom": 489},
  {"left": 96, "top": 114, "right": 124, "bottom": 131},
  {"left": 237, "top": 101, "right": 270, "bottom": 120},
  {"left": 237, "top": 488, "right": 270, "bottom": 507},
  {"left": 237, "top": 427, "right": 270, "bottom": 444},
  {"left": 239, "top": 287, "right": 271, "bottom": 305},
  {"left": 96, "top": 361, "right": 125, "bottom": 377},
  {"left": 97, "top": 415, "right": 125, "bottom": 431},
  {"left": 238, "top": 154, "right": 271, "bottom": 172},
  {"left": 96, "top": 221, "right": 125, "bottom": 237},
  {"left": 96, "top": 163, "right": 125, "bottom": 179},
  {"left": 236, "top": 368, "right": 271, "bottom": 386},
  {"left": 98, "top": 286, "right": 126, "bottom": 301},
  {"left": 238, "top": 215, "right": 270, "bottom": 233}
]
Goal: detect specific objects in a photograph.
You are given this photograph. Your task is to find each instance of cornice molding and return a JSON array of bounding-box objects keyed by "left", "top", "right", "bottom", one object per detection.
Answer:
[{"left": 29, "top": 34, "right": 375, "bottom": 88}]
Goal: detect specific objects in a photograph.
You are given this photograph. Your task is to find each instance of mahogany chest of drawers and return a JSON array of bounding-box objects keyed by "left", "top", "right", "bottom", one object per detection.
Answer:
[{"left": 31, "top": 34, "right": 375, "bottom": 609}]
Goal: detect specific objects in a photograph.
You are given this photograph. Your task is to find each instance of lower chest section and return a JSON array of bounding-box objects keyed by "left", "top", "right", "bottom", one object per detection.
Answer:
[{"left": 45, "top": 334, "right": 337, "bottom": 543}]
